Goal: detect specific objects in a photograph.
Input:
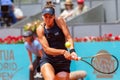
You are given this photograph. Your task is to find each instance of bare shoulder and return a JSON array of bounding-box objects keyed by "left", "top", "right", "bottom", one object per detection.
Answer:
[
  {"left": 55, "top": 16, "right": 66, "bottom": 28},
  {"left": 57, "top": 16, "right": 65, "bottom": 21}
]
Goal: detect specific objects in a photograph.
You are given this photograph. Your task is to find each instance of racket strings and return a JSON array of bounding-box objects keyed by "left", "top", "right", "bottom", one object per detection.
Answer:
[{"left": 92, "top": 54, "right": 118, "bottom": 74}]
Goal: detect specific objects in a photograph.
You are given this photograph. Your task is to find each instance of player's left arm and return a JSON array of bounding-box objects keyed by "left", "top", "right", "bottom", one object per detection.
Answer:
[
  {"left": 56, "top": 17, "right": 78, "bottom": 60},
  {"left": 56, "top": 17, "right": 74, "bottom": 49}
]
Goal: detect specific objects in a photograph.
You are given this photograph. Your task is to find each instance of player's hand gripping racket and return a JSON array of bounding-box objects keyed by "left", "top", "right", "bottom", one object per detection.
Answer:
[{"left": 77, "top": 50, "right": 119, "bottom": 74}]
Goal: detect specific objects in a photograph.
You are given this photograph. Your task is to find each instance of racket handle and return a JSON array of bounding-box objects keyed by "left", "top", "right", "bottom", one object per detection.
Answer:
[
  {"left": 72, "top": 56, "right": 81, "bottom": 60},
  {"left": 78, "top": 57, "right": 82, "bottom": 60}
]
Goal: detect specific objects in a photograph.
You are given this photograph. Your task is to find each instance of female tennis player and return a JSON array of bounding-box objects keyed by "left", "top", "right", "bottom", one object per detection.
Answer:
[{"left": 36, "top": 1, "right": 82, "bottom": 80}]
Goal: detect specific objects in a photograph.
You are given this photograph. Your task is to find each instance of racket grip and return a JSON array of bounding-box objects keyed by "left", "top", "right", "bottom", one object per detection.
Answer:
[
  {"left": 72, "top": 56, "right": 80, "bottom": 60},
  {"left": 72, "top": 56, "right": 82, "bottom": 60},
  {"left": 78, "top": 57, "right": 82, "bottom": 60}
]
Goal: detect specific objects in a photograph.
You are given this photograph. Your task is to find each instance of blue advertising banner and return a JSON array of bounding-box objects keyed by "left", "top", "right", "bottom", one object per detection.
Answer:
[
  {"left": 0, "top": 44, "right": 29, "bottom": 80},
  {"left": 0, "top": 42, "right": 120, "bottom": 80}
]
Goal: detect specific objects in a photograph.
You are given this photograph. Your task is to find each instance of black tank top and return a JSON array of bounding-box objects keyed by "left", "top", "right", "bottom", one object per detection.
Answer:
[
  {"left": 44, "top": 21, "right": 67, "bottom": 50},
  {"left": 42, "top": 21, "right": 70, "bottom": 63}
]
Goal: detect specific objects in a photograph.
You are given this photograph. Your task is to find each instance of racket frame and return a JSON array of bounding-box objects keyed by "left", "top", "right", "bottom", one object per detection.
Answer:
[{"left": 79, "top": 54, "right": 119, "bottom": 74}]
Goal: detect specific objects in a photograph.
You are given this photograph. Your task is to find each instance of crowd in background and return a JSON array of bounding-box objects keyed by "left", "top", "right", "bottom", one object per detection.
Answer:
[
  {"left": 0, "top": 0, "right": 24, "bottom": 27},
  {"left": 0, "top": 0, "right": 89, "bottom": 27},
  {"left": 60, "top": 0, "right": 88, "bottom": 21}
]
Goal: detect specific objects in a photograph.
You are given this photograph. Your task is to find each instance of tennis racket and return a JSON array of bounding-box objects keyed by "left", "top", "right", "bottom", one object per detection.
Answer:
[{"left": 77, "top": 50, "right": 119, "bottom": 74}]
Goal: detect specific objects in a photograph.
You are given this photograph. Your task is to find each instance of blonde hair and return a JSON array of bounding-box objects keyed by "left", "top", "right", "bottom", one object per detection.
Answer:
[{"left": 44, "top": 0, "right": 55, "bottom": 8}]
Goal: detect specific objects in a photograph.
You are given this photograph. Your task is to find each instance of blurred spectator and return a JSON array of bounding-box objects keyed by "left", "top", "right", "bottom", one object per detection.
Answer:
[
  {"left": 1, "top": 0, "right": 17, "bottom": 26},
  {"left": 60, "top": 0, "right": 88, "bottom": 21},
  {"left": 72, "top": 0, "right": 88, "bottom": 16},
  {"left": 12, "top": 4, "right": 24, "bottom": 21},
  {"left": 60, "top": 0, "right": 74, "bottom": 21},
  {"left": 0, "top": 11, "right": 2, "bottom": 27},
  {"left": 11, "top": 0, "right": 14, "bottom": 3}
]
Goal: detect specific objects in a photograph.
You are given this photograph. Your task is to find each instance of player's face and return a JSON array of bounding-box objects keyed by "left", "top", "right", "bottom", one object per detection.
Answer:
[{"left": 43, "top": 14, "right": 55, "bottom": 27}]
